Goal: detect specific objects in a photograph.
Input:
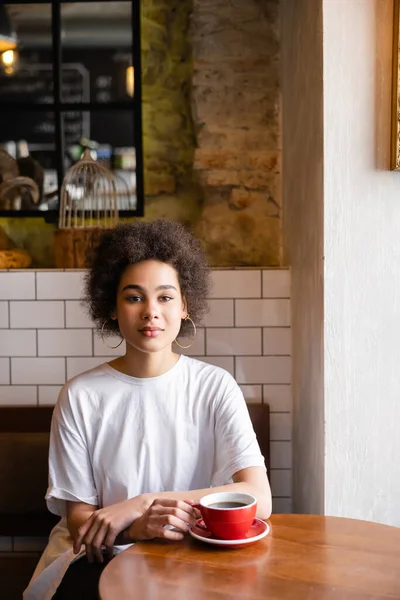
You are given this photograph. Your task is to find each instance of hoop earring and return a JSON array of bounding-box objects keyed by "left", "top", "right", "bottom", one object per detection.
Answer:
[
  {"left": 174, "top": 315, "right": 197, "bottom": 349},
  {"left": 100, "top": 319, "right": 124, "bottom": 349}
]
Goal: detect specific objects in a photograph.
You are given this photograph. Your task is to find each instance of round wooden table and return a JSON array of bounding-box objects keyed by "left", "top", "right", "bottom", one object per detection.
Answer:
[{"left": 99, "top": 514, "right": 400, "bottom": 599}]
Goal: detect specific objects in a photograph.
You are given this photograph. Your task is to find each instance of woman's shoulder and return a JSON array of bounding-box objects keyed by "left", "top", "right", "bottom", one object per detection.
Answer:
[
  {"left": 181, "top": 355, "right": 237, "bottom": 388},
  {"left": 54, "top": 362, "right": 114, "bottom": 417},
  {"left": 60, "top": 361, "right": 111, "bottom": 394}
]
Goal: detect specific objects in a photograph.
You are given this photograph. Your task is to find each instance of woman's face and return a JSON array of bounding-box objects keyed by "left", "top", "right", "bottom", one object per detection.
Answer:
[{"left": 113, "top": 259, "right": 187, "bottom": 355}]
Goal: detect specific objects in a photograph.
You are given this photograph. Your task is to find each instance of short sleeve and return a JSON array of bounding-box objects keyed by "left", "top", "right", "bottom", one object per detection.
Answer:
[
  {"left": 212, "top": 375, "right": 266, "bottom": 485},
  {"left": 45, "top": 386, "right": 98, "bottom": 517}
]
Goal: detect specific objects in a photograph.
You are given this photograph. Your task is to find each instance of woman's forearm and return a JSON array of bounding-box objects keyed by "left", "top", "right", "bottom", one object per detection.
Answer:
[
  {"left": 66, "top": 470, "right": 272, "bottom": 549},
  {"left": 144, "top": 480, "right": 272, "bottom": 520},
  {"left": 66, "top": 502, "right": 98, "bottom": 542}
]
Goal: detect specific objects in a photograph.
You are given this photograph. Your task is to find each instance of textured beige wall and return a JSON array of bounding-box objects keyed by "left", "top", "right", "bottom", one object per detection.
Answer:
[
  {"left": 193, "top": 0, "right": 282, "bottom": 266},
  {"left": 281, "top": 0, "right": 324, "bottom": 514},
  {"left": 1, "top": 0, "right": 282, "bottom": 268}
]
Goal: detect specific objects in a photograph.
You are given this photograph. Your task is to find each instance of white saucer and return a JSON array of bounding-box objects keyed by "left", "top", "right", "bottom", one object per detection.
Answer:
[{"left": 189, "top": 518, "right": 270, "bottom": 548}]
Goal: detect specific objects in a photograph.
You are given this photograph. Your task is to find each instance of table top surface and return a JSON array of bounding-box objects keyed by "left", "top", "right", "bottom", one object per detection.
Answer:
[{"left": 99, "top": 514, "right": 400, "bottom": 600}]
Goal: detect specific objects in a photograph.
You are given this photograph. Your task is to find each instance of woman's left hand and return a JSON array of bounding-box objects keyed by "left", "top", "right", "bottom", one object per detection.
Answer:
[{"left": 73, "top": 495, "right": 152, "bottom": 563}]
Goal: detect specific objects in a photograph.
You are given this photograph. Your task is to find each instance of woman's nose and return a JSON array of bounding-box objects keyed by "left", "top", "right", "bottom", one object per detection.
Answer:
[{"left": 141, "top": 301, "right": 158, "bottom": 320}]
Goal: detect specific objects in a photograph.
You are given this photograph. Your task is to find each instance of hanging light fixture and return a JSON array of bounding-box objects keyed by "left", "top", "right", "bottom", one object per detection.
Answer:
[
  {"left": 126, "top": 66, "right": 134, "bottom": 97},
  {"left": 0, "top": 6, "right": 17, "bottom": 54},
  {"left": 1, "top": 48, "right": 17, "bottom": 75}
]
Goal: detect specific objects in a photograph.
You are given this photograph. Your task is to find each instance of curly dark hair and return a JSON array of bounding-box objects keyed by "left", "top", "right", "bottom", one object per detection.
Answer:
[{"left": 83, "top": 219, "right": 210, "bottom": 338}]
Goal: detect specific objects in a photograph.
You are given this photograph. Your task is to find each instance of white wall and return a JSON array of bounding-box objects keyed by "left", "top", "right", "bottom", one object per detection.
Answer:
[
  {"left": 282, "top": 0, "right": 400, "bottom": 526},
  {"left": 324, "top": 0, "right": 400, "bottom": 525},
  {"left": 281, "top": 0, "right": 325, "bottom": 514}
]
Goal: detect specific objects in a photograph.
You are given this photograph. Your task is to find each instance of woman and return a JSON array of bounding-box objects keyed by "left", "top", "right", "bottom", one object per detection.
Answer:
[{"left": 24, "top": 219, "right": 272, "bottom": 600}]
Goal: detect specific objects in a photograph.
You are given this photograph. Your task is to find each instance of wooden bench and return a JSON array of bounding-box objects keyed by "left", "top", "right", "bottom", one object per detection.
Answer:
[{"left": 0, "top": 403, "right": 269, "bottom": 600}]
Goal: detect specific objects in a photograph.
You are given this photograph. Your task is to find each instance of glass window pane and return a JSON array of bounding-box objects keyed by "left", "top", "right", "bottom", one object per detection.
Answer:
[
  {"left": 0, "top": 4, "right": 53, "bottom": 105},
  {"left": 60, "top": 2, "right": 133, "bottom": 104},
  {"left": 62, "top": 109, "right": 136, "bottom": 212},
  {"left": 0, "top": 117, "right": 57, "bottom": 213}
]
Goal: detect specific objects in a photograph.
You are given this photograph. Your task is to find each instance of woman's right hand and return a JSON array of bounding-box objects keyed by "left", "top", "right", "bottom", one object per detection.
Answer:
[{"left": 127, "top": 498, "right": 198, "bottom": 541}]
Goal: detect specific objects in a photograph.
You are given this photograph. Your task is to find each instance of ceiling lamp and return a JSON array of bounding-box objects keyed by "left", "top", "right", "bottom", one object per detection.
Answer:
[
  {"left": 2, "top": 48, "right": 17, "bottom": 75},
  {"left": 126, "top": 66, "right": 134, "bottom": 97},
  {"left": 0, "top": 6, "right": 17, "bottom": 54}
]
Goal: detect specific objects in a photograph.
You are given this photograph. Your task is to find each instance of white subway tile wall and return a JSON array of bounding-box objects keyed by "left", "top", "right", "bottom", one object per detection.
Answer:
[
  {"left": 36, "top": 271, "right": 85, "bottom": 300},
  {"left": 38, "top": 385, "right": 62, "bottom": 406},
  {"left": 0, "top": 385, "right": 37, "bottom": 405},
  {"left": 0, "top": 358, "right": 10, "bottom": 385},
  {"left": 0, "top": 330, "right": 37, "bottom": 357},
  {"left": 0, "top": 272, "right": 35, "bottom": 300},
  {"left": 38, "top": 329, "right": 92, "bottom": 357},
  {"left": 10, "top": 301, "right": 64, "bottom": 329},
  {"left": 202, "top": 299, "right": 234, "bottom": 327},
  {"left": 0, "top": 301, "right": 9, "bottom": 328},
  {"left": 175, "top": 327, "right": 206, "bottom": 357},
  {"left": 210, "top": 270, "right": 261, "bottom": 298},
  {"left": 65, "top": 301, "right": 93, "bottom": 328},
  {"left": 0, "top": 268, "right": 292, "bottom": 517},
  {"left": 93, "top": 331, "right": 126, "bottom": 357}
]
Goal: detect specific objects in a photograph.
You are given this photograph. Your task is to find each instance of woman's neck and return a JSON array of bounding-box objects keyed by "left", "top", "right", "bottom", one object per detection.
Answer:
[{"left": 109, "top": 347, "right": 181, "bottom": 379}]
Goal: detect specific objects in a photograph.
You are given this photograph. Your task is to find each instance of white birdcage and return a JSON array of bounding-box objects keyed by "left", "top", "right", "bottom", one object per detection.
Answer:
[{"left": 54, "top": 149, "right": 131, "bottom": 268}]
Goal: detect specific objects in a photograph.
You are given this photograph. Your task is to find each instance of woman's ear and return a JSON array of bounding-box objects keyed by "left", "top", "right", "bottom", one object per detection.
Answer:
[{"left": 181, "top": 297, "right": 188, "bottom": 318}]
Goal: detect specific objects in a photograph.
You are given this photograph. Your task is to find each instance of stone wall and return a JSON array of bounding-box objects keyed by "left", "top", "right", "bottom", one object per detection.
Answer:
[
  {"left": 192, "top": 0, "right": 281, "bottom": 266},
  {"left": 0, "top": 0, "right": 281, "bottom": 267},
  {"left": 140, "top": 0, "right": 202, "bottom": 223}
]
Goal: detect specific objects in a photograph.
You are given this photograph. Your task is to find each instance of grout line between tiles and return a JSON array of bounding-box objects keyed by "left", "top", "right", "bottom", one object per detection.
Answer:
[
  {"left": 209, "top": 296, "right": 290, "bottom": 301},
  {"left": 2, "top": 325, "right": 291, "bottom": 332},
  {"left": 194, "top": 325, "right": 292, "bottom": 330},
  {"left": 7, "top": 300, "right": 10, "bottom": 328},
  {"left": 269, "top": 468, "right": 292, "bottom": 471}
]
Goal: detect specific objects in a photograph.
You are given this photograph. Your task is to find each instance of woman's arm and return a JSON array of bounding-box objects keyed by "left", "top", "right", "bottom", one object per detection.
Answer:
[
  {"left": 67, "top": 496, "right": 152, "bottom": 562},
  {"left": 137, "top": 466, "right": 272, "bottom": 521},
  {"left": 127, "top": 466, "right": 272, "bottom": 542},
  {"left": 67, "top": 501, "right": 97, "bottom": 545},
  {"left": 68, "top": 496, "right": 198, "bottom": 562},
  {"left": 68, "top": 466, "right": 271, "bottom": 560}
]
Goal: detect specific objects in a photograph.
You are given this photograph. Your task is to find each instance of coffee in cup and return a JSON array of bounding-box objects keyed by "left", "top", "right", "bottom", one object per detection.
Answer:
[{"left": 195, "top": 492, "right": 257, "bottom": 540}]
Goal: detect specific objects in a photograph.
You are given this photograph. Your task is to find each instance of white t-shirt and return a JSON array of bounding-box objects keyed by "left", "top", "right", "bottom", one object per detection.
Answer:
[{"left": 24, "top": 355, "right": 266, "bottom": 600}]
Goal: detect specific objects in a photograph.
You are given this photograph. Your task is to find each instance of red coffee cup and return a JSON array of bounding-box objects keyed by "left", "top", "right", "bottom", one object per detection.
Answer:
[{"left": 194, "top": 492, "right": 257, "bottom": 540}]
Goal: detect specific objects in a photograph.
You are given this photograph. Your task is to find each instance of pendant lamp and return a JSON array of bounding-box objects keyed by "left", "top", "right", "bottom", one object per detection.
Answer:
[{"left": 0, "top": 6, "right": 17, "bottom": 54}]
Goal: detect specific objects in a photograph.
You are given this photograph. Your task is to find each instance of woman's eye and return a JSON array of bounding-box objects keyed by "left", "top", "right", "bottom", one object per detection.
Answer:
[
  {"left": 126, "top": 296, "right": 142, "bottom": 303},
  {"left": 160, "top": 295, "right": 173, "bottom": 302}
]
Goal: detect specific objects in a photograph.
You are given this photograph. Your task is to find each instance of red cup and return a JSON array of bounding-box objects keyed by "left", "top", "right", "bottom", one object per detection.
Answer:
[{"left": 194, "top": 492, "right": 257, "bottom": 540}]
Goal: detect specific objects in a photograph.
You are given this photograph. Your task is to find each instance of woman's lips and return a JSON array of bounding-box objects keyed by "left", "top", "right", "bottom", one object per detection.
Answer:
[{"left": 139, "top": 328, "right": 163, "bottom": 338}]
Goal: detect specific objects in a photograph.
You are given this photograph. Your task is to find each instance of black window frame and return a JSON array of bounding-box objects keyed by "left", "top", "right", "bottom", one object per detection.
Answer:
[{"left": 0, "top": 0, "right": 144, "bottom": 220}]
